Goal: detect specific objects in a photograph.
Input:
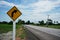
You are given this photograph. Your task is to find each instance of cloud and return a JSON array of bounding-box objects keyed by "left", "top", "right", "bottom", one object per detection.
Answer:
[
  {"left": 0, "top": 1, "right": 16, "bottom": 6},
  {"left": 0, "top": 0, "right": 60, "bottom": 22},
  {"left": 20, "top": 0, "right": 60, "bottom": 22},
  {"left": 28, "top": 0, "right": 60, "bottom": 13},
  {"left": 0, "top": 0, "right": 60, "bottom": 13},
  {"left": 49, "top": 13, "right": 60, "bottom": 20}
]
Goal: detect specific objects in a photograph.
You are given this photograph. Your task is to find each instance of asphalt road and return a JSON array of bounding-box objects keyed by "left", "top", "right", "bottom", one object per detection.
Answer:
[
  {"left": 25, "top": 28, "right": 40, "bottom": 40},
  {"left": 24, "top": 25, "right": 60, "bottom": 40}
]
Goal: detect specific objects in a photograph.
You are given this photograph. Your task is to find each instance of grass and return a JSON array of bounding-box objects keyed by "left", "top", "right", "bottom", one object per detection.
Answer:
[
  {"left": 0, "top": 23, "right": 26, "bottom": 40},
  {"left": 39, "top": 25, "right": 60, "bottom": 29},
  {"left": 0, "top": 23, "right": 26, "bottom": 39},
  {"left": 16, "top": 24, "right": 26, "bottom": 39},
  {"left": 47, "top": 25, "right": 60, "bottom": 29},
  {"left": 0, "top": 24, "right": 13, "bottom": 33}
]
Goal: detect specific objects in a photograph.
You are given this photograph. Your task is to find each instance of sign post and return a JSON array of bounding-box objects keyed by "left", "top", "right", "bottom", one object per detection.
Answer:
[
  {"left": 7, "top": 6, "right": 22, "bottom": 40},
  {"left": 13, "top": 21, "right": 16, "bottom": 40}
]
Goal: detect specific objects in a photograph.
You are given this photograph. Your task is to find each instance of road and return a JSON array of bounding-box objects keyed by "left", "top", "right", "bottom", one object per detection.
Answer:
[
  {"left": 24, "top": 25, "right": 60, "bottom": 40},
  {"left": 25, "top": 28, "right": 40, "bottom": 40}
]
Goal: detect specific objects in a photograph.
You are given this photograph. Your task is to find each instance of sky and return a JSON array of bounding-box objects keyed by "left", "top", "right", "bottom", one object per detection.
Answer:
[{"left": 0, "top": 0, "right": 60, "bottom": 23}]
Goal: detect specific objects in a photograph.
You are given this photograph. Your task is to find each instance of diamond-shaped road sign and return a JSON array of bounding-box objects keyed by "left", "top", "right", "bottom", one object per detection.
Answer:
[{"left": 7, "top": 6, "right": 22, "bottom": 21}]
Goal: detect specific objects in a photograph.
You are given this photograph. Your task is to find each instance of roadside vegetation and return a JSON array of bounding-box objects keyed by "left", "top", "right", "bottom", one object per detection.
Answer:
[
  {"left": 0, "top": 24, "right": 12, "bottom": 33},
  {"left": 46, "top": 25, "right": 60, "bottom": 29},
  {"left": 36, "top": 25, "right": 60, "bottom": 29},
  {"left": 0, "top": 19, "right": 60, "bottom": 40},
  {"left": 0, "top": 19, "right": 60, "bottom": 34},
  {"left": 17, "top": 19, "right": 60, "bottom": 29},
  {"left": 0, "top": 21, "right": 26, "bottom": 40},
  {"left": 16, "top": 24, "right": 26, "bottom": 40}
]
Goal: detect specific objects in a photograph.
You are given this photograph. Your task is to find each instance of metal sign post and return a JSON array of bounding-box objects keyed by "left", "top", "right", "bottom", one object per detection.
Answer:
[
  {"left": 46, "top": 15, "right": 49, "bottom": 27},
  {"left": 13, "top": 21, "right": 16, "bottom": 40},
  {"left": 7, "top": 6, "right": 22, "bottom": 40}
]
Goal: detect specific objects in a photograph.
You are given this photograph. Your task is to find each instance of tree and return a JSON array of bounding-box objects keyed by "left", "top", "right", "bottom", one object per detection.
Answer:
[
  {"left": 30, "top": 22, "right": 34, "bottom": 25},
  {"left": 8, "top": 21, "right": 13, "bottom": 24},
  {"left": 21, "top": 20, "right": 25, "bottom": 24},
  {"left": 26, "top": 20, "right": 30, "bottom": 24},
  {"left": 54, "top": 21, "right": 55, "bottom": 24},
  {"left": 17, "top": 19, "right": 25, "bottom": 24},
  {"left": 2, "top": 21, "right": 8, "bottom": 24},
  {"left": 39, "top": 20, "right": 44, "bottom": 25},
  {"left": 18, "top": 19, "right": 23, "bottom": 24},
  {"left": 56, "top": 21, "right": 59, "bottom": 24}
]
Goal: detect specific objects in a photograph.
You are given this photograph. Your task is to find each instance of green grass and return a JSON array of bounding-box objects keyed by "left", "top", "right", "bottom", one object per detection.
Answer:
[
  {"left": 0, "top": 24, "right": 22, "bottom": 33},
  {"left": 0, "top": 23, "right": 26, "bottom": 39},
  {"left": 16, "top": 24, "right": 22, "bottom": 29},
  {"left": 0, "top": 24, "right": 13, "bottom": 33},
  {"left": 16, "top": 24, "right": 26, "bottom": 39},
  {"left": 39, "top": 25, "right": 60, "bottom": 29},
  {"left": 48, "top": 25, "right": 60, "bottom": 29},
  {"left": 19, "top": 33, "right": 26, "bottom": 39}
]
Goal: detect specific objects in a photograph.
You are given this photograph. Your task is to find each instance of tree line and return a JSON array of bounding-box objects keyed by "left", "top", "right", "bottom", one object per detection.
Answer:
[{"left": 0, "top": 19, "right": 60, "bottom": 25}]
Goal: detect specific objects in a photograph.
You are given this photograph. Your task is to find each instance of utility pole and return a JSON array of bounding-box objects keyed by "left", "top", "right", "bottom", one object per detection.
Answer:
[{"left": 46, "top": 15, "right": 49, "bottom": 27}]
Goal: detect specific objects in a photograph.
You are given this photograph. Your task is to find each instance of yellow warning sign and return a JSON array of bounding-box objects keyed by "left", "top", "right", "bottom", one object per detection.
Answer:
[{"left": 7, "top": 6, "right": 22, "bottom": 21}]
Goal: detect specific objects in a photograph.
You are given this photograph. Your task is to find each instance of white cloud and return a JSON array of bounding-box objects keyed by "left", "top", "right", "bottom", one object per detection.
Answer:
[
  {"left": 20, "top": 0, "right": 60, "bottom": 22},
  {"left": 0, "top": 0, "right": 60, "bottom": 13},
  {"left": 28, "top": 0, "right": 60, "bottom": 13},
  {"left": 0, "top": 0, "right": 60, "bottom": 22},
  {"left": 0, "top": 1, "right": 16, "bottom": 6},
  {"left": 49, "top": 13, "right": 60, "bottom": 20}
]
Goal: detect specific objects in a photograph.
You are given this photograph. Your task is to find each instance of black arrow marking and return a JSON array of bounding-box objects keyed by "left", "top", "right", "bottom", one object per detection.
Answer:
[{"left": 11, "top": 10, "right": 17, "bottom": 17}]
